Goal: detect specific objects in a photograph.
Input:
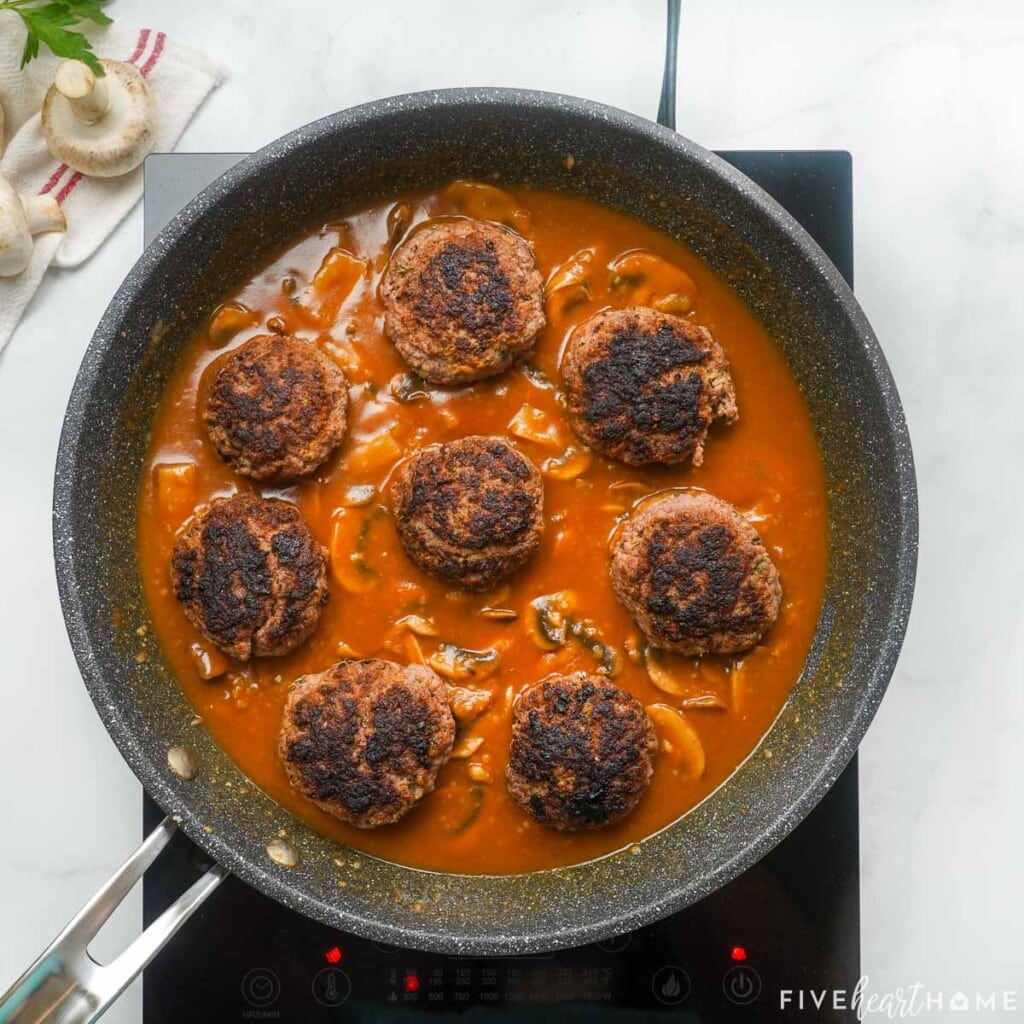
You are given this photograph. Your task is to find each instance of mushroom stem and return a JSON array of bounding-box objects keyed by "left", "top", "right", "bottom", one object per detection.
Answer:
[
  {"left": 54, "top": 60, "right": 110, "bottom": 124},
  {"left": 21, "top": 194, "right": 67, "bottom": 236},
  {"left": 0, "top": 95, "right": 5, "bottom": 158},
  {"left": 0, "top": 174, "right": 65, "bottom": 278}
]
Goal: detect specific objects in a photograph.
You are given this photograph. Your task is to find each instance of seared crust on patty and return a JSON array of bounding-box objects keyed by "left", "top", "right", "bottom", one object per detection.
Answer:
[
  {"left": 204, "top": 334, "right": 349, "bottom": 481},
  {"left": 171, "top": 494, "right": 328, "bottom": 659},
  {"left": 392, "top": 435, "right": 544, "bottom": 591},
  {"left": 610, "top": 492, "right": 781, "bottom": 656},
  {"left": 506, "top": 673, "right": 657, "bottom": 831},
  {"left": 381, "top": 218, "right": 545, "bottom": 385},
  {"left": 279, "top": 659, "right": 456, "bottom": 828},
  {"left": 561, "top": 307, "right": 737, "bottom": 466}
]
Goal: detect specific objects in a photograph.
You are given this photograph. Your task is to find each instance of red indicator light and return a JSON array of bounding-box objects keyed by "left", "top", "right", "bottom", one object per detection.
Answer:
[
  {"left": 404, "top": 973, "right": 420, "bottom": 993},
  {"left": 324, "top": 946, "right": 343, "bottom": 964},
  {"left": 730, "top": 945, "right": 748, "bottom": 962}
]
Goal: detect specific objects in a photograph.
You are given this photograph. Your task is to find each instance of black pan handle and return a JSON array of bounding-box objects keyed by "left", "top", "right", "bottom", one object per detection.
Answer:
[{"left": 657, "top": 0, "right": 681, "bottom": 130}]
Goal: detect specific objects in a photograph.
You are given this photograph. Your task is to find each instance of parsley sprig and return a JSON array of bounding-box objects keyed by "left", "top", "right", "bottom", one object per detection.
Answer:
[{"left": 1, "top": 0, "right": 113, "bottom": 77}]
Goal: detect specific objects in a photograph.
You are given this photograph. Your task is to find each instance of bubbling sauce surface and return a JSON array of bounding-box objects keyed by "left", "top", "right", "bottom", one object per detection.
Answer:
[{"left": 136, "top": 183, "right": 828, "bottom": 874}]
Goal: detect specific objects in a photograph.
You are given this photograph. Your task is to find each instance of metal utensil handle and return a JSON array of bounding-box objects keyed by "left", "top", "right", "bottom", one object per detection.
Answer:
[
  {"left": 657, "top": 0, "right": 681, "bottom": 130},
  {"left": 0, "top": 817, "right": 227, "bottom": 1024}
]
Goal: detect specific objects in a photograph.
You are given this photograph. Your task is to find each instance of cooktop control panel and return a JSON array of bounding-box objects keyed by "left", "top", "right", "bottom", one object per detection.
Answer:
[{"left": 144, "top": 752, "right": 856, "bottom": 1022}]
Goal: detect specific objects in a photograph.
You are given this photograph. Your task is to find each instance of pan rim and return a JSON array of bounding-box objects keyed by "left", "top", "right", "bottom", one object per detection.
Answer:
[{"left": 53, "top": 86, "right": 918, "bottom": 954}]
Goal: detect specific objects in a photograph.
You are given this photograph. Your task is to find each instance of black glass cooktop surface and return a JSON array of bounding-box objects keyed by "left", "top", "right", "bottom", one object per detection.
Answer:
[{"left": 142, "top": 149, "right": 858, "bottom": 1023}]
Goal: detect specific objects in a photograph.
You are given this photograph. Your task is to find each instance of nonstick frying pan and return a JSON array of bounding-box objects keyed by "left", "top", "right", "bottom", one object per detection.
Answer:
[{"left": 1, "top": 83, "right": 916, "bottom": 1024}]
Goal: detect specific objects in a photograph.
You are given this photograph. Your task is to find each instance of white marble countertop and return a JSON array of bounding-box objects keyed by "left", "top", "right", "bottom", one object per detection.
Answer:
[{"left": 2, "top": 1, "right": 1022, "bottom": 1019}]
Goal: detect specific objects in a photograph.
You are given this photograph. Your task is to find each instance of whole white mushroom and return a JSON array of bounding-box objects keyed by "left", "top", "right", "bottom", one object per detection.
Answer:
[
  {"left": 0, "top": 174, "right": 66, "bottom": 278},
  {"left": 41, "top": 59, "right": 156, "bottom": 178}
]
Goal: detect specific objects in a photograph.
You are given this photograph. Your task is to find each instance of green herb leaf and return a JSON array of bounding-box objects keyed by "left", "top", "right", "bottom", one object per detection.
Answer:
[
  {"left": 3, "top": 0, "right": 113, "bottom": 76},
  {"left": 60, "top": 0, "right": 113, "bottom": 27}
]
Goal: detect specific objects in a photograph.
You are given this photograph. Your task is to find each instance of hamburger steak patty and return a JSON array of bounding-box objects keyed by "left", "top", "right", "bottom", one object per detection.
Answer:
[
  {"left": 392, "top": 435, "right": 544, "bottom": 591},
  {"left": 204, "top": 334, "right": 349, "bottom": 481},
  {"left": 171, "top": 494, "right": 328, "bottom": 659},
  {"left": 561, "top": 307, "right": 737, "bottom": 466},
  {"left": 380, "top": 218, "right": 545, "bottom": 385},
  {"left": 506, "top": 673, "right": 657, "bottom": 831},
  {"left": 279, "top": 659, "right": 456, "bottom": 828},
  {"left": 610, "top": 492, "right": 782, "bottom": 656}
]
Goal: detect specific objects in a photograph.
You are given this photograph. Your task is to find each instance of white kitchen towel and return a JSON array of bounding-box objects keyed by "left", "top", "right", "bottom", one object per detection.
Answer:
[{"left": 0, "top": 12, "right": 224, "bottom": 349}]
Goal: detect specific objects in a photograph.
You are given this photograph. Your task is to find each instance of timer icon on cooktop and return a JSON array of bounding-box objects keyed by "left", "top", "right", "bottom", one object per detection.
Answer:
[
  {"left": 240, "top": 968, "right": 280, "bottom": 1007},
  {"left": 651, "top": 965, "right": 691, "bottom": 1006}
]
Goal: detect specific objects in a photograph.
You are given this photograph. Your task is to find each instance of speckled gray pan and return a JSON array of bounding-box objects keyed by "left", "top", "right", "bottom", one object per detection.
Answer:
[{"left": 53, "top": 89, "right": 917, "bottom": 955}]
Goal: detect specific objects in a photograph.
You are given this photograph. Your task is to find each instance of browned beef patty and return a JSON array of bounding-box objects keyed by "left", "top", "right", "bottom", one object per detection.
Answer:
[
  {"left": 170, "top": 494, "right": 328, "bottom": 659},
  {"left": 561, "top": 307, "right": 737, "bottom": 466},
  {"left": 506, "top": 673, "right": 657, "bottom": 831},
  {"left": 279, "top": 659, "right": 456, "bottom": 828},
  {"left": 204, "top": 334, "right": 349, "bottom": 481},
  {"left": 392, "top": 435, "right": 544, "bottom": 591},
  {"left": 380, "top": 218, "right": 545, "bottom": 385},
  {"left": 610, "top": 492, "right": 781, "bottom": 656}
]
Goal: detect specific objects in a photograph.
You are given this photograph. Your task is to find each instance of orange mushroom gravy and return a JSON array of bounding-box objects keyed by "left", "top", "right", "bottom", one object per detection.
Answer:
[{"left": 136, "top": 182, "right": 828, "bottom": 874}]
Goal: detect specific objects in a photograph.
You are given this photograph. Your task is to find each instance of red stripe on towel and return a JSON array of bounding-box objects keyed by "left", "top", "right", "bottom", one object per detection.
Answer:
[
  {"left": 55, "top": 172, "right": 84, "bottom": 204},
  {"left": 39, "top": 165, "right": 68, "bottom": 195},
  {"left": 140, "top": 32, "right": 166, "bottom": 77},
  {"left": 127, "top": 28, "right": 151, "bottom": 65}
]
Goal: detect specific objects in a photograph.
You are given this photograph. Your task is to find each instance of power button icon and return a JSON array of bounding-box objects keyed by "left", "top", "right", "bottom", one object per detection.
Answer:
[{"left": 723, "top": 964, "right": 762, "bottom": 1005}]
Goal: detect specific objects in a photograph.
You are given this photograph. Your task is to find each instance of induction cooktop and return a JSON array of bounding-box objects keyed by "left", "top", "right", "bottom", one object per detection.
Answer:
[{"left": 141, "top": 148, "right": 859, "bottom": 1023}]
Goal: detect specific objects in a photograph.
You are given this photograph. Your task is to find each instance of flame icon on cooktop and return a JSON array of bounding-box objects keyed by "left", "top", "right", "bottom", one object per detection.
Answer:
[{"left": 651, "top": 965, "right": 691, "bottom": 1006}]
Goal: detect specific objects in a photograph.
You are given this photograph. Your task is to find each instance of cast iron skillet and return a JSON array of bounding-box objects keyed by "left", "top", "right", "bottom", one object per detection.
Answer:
[{"left": 5, "top": 87, "right": 916, "bottom": 1024}]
